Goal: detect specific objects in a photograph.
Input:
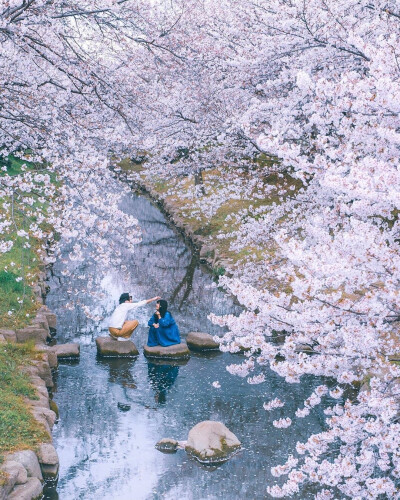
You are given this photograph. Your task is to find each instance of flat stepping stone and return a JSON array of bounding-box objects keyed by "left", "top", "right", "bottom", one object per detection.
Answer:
[
  {"left": 187, "top": 332, "right": 220, "bottom": 351},
  {"left": 52, "top": 343, "right": 80, "bottom": 359},
  {"left": 96, "top": 337, "right": 139, "bottom": 358},
  {"left": 143, "top": 343, "right": 190, "bottom": 360}
]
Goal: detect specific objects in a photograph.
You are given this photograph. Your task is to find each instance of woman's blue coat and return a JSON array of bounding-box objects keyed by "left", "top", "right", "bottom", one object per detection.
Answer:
[{"left": 147, "top": 312, "right": 181, "bottom": 347}]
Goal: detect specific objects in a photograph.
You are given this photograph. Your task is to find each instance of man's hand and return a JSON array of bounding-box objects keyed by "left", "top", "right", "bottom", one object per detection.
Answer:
[{"left": 147, "top": 296, "right": 161, "bottom": 304}]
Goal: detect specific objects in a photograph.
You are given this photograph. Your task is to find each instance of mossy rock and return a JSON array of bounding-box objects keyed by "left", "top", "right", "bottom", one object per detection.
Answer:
[{"left": 185, "top": 421, "right": 241, "bottom": 464}]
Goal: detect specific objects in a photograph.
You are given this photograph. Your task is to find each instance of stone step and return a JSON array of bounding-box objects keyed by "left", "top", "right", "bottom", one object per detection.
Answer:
[
  {"left": 186, "top": 332, "right": 220, "bottom": 351},
  {"left": 96, "top": 336, "right": 139, "bottom": 357},
  {"left": 143, "top": 342, "right": 190, "bottom": 360}
]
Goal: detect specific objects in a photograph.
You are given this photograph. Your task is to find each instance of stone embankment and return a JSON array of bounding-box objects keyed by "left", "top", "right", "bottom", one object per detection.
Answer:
[{"left": 0, "top": 271, "right": 79, "bottom": 499}]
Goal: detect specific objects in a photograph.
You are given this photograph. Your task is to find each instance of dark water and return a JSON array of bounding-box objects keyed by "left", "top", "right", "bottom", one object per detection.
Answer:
[{"left": 44, "top": 188, "right": 328, "bottom": 500}]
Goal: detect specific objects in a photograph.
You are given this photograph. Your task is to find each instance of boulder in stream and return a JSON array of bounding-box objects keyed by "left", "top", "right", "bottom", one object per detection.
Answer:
[
  {"left": 52, "top": 343, "right": 80, "bottom": 359},
  {"left": 143, "top": 343, "right": 190, "bottom": 360},
  {"left": 186, "top": 332, "right": 220, "bottom": 351},
  {"left": 185, "top": 421, "right": 241, "bottom": 464},
  {"left": 96, "top": 336, "right": 139, "bottom": 357}
]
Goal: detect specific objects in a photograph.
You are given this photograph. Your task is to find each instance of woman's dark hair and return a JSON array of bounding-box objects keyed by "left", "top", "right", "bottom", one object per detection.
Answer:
[{"left": 157, "top": 299, "right": 168, "bottom": 318}]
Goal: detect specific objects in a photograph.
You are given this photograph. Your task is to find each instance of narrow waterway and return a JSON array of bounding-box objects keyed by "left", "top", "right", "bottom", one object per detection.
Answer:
[{"left": 44, "top": 185, "right": 329, "bottom": 499}]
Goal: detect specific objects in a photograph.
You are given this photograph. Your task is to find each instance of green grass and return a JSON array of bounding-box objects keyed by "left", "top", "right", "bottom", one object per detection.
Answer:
[
  {"left": 0, "top": 343, "right": 49, "bottom": 457},
  {"left": 0, "top": 154, "right": 57, "bottom": 328}
]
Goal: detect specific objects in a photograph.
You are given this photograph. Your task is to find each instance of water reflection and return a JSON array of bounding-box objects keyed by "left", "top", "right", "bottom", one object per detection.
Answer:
[
  {"left": 97, "top": 357, "right": 137, "bottom": 389},
  {"left": 148, "top": 362, "right": 180, "bottom": 405}
]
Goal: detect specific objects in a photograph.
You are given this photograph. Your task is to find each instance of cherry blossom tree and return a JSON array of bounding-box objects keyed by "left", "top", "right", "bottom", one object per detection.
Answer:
[
  {"left": 203, "top": 1, "right": 400, "bottom": 497},
  {"left": 1, "top": 0, "right": 400, "bottom": 497}
]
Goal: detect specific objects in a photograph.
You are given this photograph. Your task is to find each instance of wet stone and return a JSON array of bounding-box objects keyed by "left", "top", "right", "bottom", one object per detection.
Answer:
[
  {"left": 53, "top": 343, "right": 80, "bottom": 359},
  {"left": 117, "top": 402, "right": 131, "bottom": 412},
  {"left": 143, "top": 343, "right": 190, "bottom": 360},
  {"left": 186, "top": 332, "right": 220, "bottom": 351},
  {"left": 294, "top": 343, "right": 314, "bottom": 354},
  {"left": 96, "top": 337, "right": 139, "bottom": 358},
  {"left": 155, "top": 438, "right": 179, "bottom": 454},
  {"left": 49, "top": 400, "right": 59, "bottom": 419},
  {"left": 40, "top": 463, "right": 59, "bottom": 481}
]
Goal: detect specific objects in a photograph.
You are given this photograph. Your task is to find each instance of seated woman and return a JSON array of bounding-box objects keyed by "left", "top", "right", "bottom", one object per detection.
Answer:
[{"left": 147, "top": 299, "right": 181, "bottom": 347}]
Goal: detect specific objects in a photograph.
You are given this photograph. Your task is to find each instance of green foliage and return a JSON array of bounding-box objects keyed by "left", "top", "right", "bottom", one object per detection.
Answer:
[
  {"left": 0, "top": 270, "right": 24, "bottom": 294},
  {"left": 213, "top": 266, "right": 226, "bottom": 277}
]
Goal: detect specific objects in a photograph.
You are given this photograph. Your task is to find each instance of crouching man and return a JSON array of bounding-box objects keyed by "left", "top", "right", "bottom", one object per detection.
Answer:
[{"left": 108, "top": 293, "right": 160, "bottom": 341}]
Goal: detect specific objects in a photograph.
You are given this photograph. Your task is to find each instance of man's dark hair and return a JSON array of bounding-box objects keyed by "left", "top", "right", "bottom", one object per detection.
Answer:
[{"left": 119, "top": 292, "right": 131, "bottom": 304}]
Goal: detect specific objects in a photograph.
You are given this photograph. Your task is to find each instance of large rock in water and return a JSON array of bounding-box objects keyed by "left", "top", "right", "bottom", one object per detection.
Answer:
[
  {"left": 186, "top": 332, "right": 220, "bottom": 351},
  {"left": 96, "top": 337, "right": 139, "bottom": 357},
  {"left": 185, "top": 421, "right": 241, "bottom": 464},
  {"left": 52, "top": 343, "right": 80, "bottom": 359},
  {"left": 143, "top": 343, "right": 190, "bottom": 360}
]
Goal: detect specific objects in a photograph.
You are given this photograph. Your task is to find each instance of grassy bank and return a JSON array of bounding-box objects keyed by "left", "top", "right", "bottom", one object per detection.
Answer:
[
  {"left": 0, "top": 155, "right": 55, "bottom": 479},
  {"left": 0, "top": 342, "right": 49, "bottom": 482},
  {"left": 0, "top": 154, "right": 56, "bottom": 329}
]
